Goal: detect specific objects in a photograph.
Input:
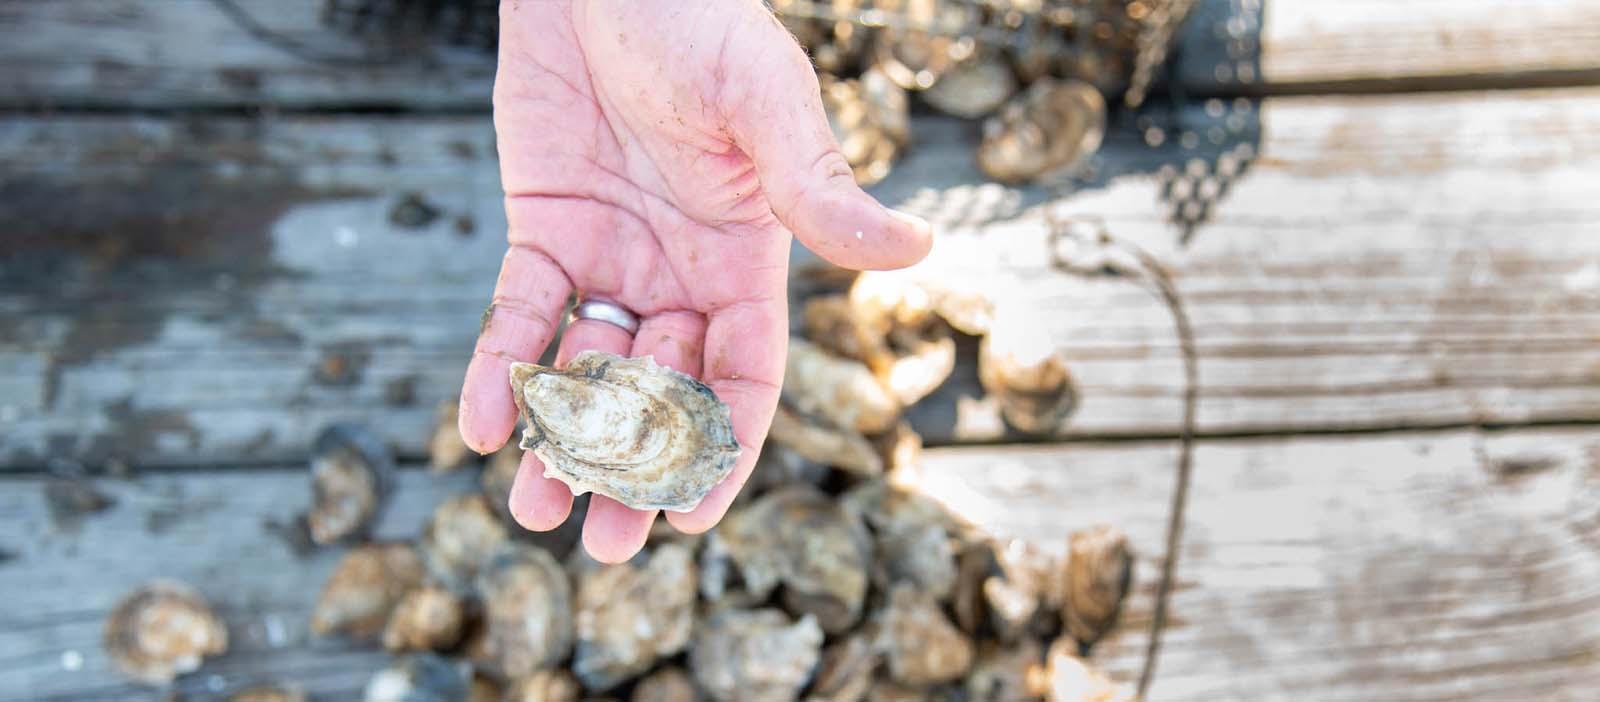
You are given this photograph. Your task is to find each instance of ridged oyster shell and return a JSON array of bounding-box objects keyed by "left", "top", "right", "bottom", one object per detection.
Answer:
[{"left": 510, "top": 352, "right": 740, "bottom": 512}]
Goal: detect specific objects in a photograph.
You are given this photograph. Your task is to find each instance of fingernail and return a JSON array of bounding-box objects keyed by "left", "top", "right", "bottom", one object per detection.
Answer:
[{"left": 885, "top": 207, "right": 932, "bottom": 237}]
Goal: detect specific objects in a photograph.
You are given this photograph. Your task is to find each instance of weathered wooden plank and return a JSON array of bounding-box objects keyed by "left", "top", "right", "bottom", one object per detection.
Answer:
[
  {"left": 0, "top": 467, "right": 481, "bottom": 702},
  {"left": 4, "top": 87, "right": 1600, "bottom": 467},
  {"left": 3, "top": 427, "right": 1597, "bottom": 700},
  {"left": 1176, "top": 0, "right": 1600, "bottom": 93},
  {"left": 912, "top": 426, "right": 1600, "bottom": 701},
  {"left": 0, "top": 0, "right": 496, "bottom": 111}
]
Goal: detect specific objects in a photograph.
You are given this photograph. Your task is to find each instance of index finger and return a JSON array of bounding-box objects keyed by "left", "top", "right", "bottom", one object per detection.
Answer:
[
  {"left": 664, "top": 297, "right": 788, "bottom": 533},
  {"left": 458, "top": 244, "right": 573, "bottom": 454}
]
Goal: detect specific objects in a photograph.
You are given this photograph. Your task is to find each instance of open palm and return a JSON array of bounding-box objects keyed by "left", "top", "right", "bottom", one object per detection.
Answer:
[{"left": 458, "top": 0, "right": 930, "bottom": 563}]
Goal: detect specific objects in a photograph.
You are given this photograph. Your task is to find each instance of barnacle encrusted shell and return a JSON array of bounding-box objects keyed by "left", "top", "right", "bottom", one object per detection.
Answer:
[
  {"left": 877, "top": 584, "right": 974, "bottom": 686},
  {"left": 310, "top": 543, "right": 426, "bottom": 638},
  {"left": 509, "top": 352, "right": 740, "bottom": 512},
  {"left": 572, "top": 543, "right": 697, "bottom": 690},
  {"left": 382, "top": 585, "right": 466, "bottom": 653},
  {"left": 103, "top": 580, "right": 228, "bottom": 685},
  {"left": 420, "top": 494, "right": 509, "bottom": 594},
  {"left": 304, "top": 423, "right": 394, "bottom": 545},
  {"left": 364, "top": 653, "right": 470, "bottom": 702},
  {"left": 977, "top": 79, "right": 1106, "bottom": 184},
  {"left": 689, "top": 608, "right": 823, "bottom": 702},
  {"left": 476, "top": 543, "right": 574, "bottom": 678},
  {"left": 1061, "top": 526, "right": 1133, "bottom": 650},
  {"left": 713, "top": 485, "right": 873, "bottom": 634}
]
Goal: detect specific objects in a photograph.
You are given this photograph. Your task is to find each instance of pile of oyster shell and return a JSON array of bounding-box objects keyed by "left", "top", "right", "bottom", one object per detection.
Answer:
[
  {"left": 102, "top": 279, "right": 1113, "bottom": 701},
  {"left": 785, "top": 0, "right": 1187, "bottom": 186}
]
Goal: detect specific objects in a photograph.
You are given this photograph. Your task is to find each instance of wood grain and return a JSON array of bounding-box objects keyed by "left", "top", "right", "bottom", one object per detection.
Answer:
[
  {"left": 4, "top": 87, "right": 1600, "bottom": 465},
  {"left": 3, "top": 427, "right": 1595, "bottom": 700}
]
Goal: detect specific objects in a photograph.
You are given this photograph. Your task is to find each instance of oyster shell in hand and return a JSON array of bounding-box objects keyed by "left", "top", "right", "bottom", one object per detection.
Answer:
[{"left": 509, "top": 352, "right": 740, "bottom": 513}]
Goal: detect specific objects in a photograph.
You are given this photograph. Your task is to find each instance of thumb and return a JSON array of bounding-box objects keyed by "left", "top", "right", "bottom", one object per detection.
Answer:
[{"left": 720, "top": 15, "right": 932, "bottom": 271}]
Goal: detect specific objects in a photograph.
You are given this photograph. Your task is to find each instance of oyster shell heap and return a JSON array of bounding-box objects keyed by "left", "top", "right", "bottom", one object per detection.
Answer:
[
  {"left": 310, "top": 542, "right": 426, "bottom": 639},
  {"left": 571, "top": 543, "right": 698, "bottom": 690},
  {"left": 103, "top": 580, "right": 229, "bottom": 685},
  {"left": 475, "top": 542, "right": 575, "bottom": 678},
  {"left": 689, "top": 608, "right": 824, "bottom": 702},
  {"left": 509, "top": 352, "right": 740, "bottom": 512}
]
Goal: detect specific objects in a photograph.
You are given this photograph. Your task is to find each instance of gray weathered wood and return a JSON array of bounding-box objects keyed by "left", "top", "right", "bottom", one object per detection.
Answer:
[
  {"left": 4, "top": 87, "right": 1600, "bottom": 466},
  {"left": 1176, "top": 0, "right": 1600, "bottom": 93},
  {"left": 0, "top": 0, "right": 496, "bottom": 111},
  {"left": 3, "top": 427, "right": 1597, "bottom": 700},
  {"left": 912, "top": 426, "right": 1600, "bottom": 701}
]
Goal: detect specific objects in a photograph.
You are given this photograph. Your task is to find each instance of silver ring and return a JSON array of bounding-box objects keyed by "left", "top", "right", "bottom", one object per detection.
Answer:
[{"left": 571, "top": 298, "right": 640, "bottom": 335}]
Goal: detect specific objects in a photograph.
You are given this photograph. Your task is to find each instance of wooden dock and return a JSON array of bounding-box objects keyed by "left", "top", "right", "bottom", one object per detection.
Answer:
[{"left": 2, "top": 0, "right": 1599, "bottom": 699}]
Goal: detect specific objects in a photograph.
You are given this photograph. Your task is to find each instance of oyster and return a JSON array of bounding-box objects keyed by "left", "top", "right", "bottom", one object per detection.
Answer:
[
  {"left": 429, "top": 399, "right": 474, "bottom": 473},
  {"left": 482, "top": 443, "right": 523, "bottom": 525},
  {"left": 310, "top": 542, "right": 426, "bottom": 638},
  {"left": 103, "top": 580, "right": 228, "bottom": 685},
  {"left": 966, "top": 639, "right": 1044, "bottom": 702},
  {"left": 230, "top": 686, "right": 306, "bottom": 702},
  {"left": 784, "top": 338, "right": 900, "bottom": 435},
  {"left": 631, "top": 667, "right": 698, "bottom": 702},
  {"left": 419, "top": 493, "right": 509, "bottom": 593},
  {"left": 572, "top": 543, "right": 697, "bottom": 690},
  {"left": 364, "top": 653, "right": 470, "bottom": 702},
  {"left": 382, "top": 585, "right": 466, "bottom": 652},
  {"left": 476, "top": 542, "right": 574, "bottom": 678},
  {"left": 304, "top": 423, "right": 394, "bottom": 545},
  {"left": 877, "top": 584, "right": 974, "bottom": 686},
  {"left": 977, "top": 79, "right": 1106, "bottom": 184},
  {"left": 713, "top": 485, "right": 873, "bottom": 634},
  {"left": 821, "top": 69, "right": 910, "bottom": 187},
  {"left": 804, "top": 294, "right": 894, "bottom": 372},
  {"left": 984, "top": 540, "right": 1064, "bottom": 643},
  {"left": 689, "top": 608, "right": 823, "bottom": 702},
  {"left": 767, "top": 403, "right": 884, "bottom": 478},
  {"left": 978, "top": 317, "right": 1077, "bottom": 436},
  {"left": 849, "top": 271, "right": 993, "bottom": 337},
  {"left": 1061, "top": 526, "right": 1132, "bottom": 650},
  {"left": 951, "top": 541, "right": 999, "bottom": 636},
  {"left": 879, "top": 321, "right": 957, "bottom": 406},
  {"left": 871, "top": 0, "right": 980, "bottom": 90},
  {"left": 1036, "top": 638, "right": 1128, "bottom": 702},
  {"left": 506, "top": 669, "right": 582, "bottom": 702},
  {"left": 921, "top": 51, "right": 1018, "bottom": 119},
  {"left": 509, "top": 352, "right": 740, "bottom": 512},
  {"left": 809, "top": 632, "right": 880, "bottom": 702}
]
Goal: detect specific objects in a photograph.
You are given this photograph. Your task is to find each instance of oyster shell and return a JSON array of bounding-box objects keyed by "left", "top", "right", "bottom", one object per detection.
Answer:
[
  {"left": 364, "top": 653, "right": 470, "bottom": 702},
  {"left": 879, "top": 321, "right": 956, "bottom": 406},
  {"left": 1061, "top": 526, "right": 1132, "bottom": 650},
  {"left": 966, "top": 639, "right": 1044, "bottom": 702},
  {"left": 103, "top": 580, "right": 228, "bottom": 685},
  {"left": 713, "top": 485, "right": 872, "bottom": 634},
  {"left": 304, "top": 423, "right": 393, "bottom": 545},
  {"left": 689, "top": 608, "right": 823, "bottom": 702},
  {"left": 978, "top": 323, "right": 1077, "bottom": 436},
  {"left": 429, "top": 399, "right": 474, "bottom": 473},
  {"left": 382, "top": 584, "right": 466, "bottom": 652},
  {"left": 804, "top": 294, "right": 894, "bottom": 373},
  {"left": 784, "top": 338, "right": 900, "bottom": 435},
  {"left": 310, "top": 542, "right": 426, "bottom": 638},
  {"left": 506, "top": 669, "right": 582, "bottom": 702},
  {"left": 877, "top": 584, "right": 974, "bottom": 686},
  {"left": 871, "top": 0, "right": 980, "bottom": 91},
  {"left": 849, "top": 271, "right": 993, "bottom": 338},
  {"left": 631, "top": 667, "right": 699, "bottom": 702},
  {"left": 230, "top": 686, "right": 306, "bottom": 702},
  {"left": 921, "top": 51, "right": 1018, "bottom": 119},
  {"left": 476, "top": 542, "right": 574, "bottom": 678},
  {"left": 419, "top": 493, "right": 509, "bottom": 593},
  {"left": 977, "top": 79, "right": 1106, "bottom": 184},
  {"left": 572, "top": 543, "right": 697, "bottom": 690},
  {"left": 821, "top": 68, "right": 910, "bottom": 187},
  {"left": 809, "top": 632, "right": 880, "bottom": 702},
  {"left": 509, "top": 352, "right": 740, "bottom": 512},
  {"left": 1037, "top": 638, "right": 1128, "bottom": 702},
  {"left": 482, "top": 443, "right": 523, "bottom": 525},
  {"left": 767, "top": 403, "right": 884, "bottom": 478},
  {"left": 984, "top": 540, "right": 1064, "bottom": 643}
]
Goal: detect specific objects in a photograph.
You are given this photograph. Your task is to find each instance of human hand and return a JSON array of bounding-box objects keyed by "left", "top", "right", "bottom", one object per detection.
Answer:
[{"left": 458, "top": 0, "right": 932, "bottom": 563}]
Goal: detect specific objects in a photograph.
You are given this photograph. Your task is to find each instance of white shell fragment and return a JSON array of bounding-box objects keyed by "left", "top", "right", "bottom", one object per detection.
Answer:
[{"left": 509, "top": 352, "right": 740, "bottom": 512}]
